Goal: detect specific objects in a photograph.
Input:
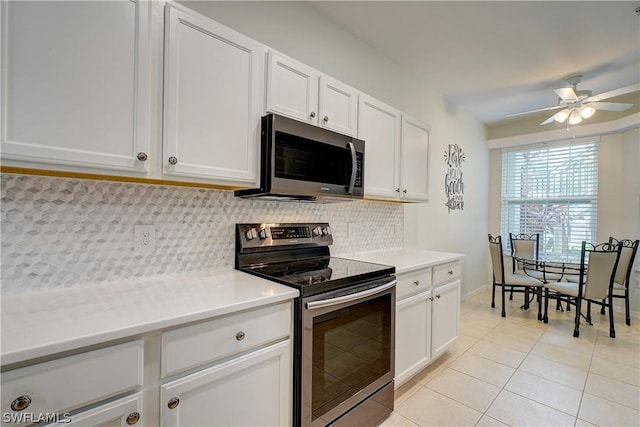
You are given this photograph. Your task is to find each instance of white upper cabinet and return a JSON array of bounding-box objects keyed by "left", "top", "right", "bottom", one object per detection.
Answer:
[
  {"left": 0, "top": 0, "right": 151, "bottom": 173},
  {"left": 400, "top": 115, "right": 431, "bottom": 202},
  {"left": 358, "top": 95, "right": 402, "bottom": 200},
  {"left": 162, "top": 4, "right": 264, "bottom": 186},
  {"left": 267, "top": 51, "right": 358, "bottom": 136}
]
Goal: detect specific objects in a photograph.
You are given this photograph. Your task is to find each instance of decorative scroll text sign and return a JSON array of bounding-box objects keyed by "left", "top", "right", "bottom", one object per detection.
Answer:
[{"left": 444, "top": 144, "right": 465, "bottom": 213}]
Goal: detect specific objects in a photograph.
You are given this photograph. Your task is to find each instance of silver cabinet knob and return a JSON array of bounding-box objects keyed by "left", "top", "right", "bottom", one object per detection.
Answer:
[
  {"left": 429, "top": 297, "right": 434, "bottom": 301},
  {"left": 236, "top": 331, "right": 246, "bottom": 341},
  {"left": 136, "top": 152, "right": 148, "bottom": 161},
  {"left": 126, "top": 412, "right": 141, "bottom": 425},
  {"left": 403, "top": 189, "right": 407, "bottom": 194},
  {"left": 448, "top": 270, "right": 454, "bottom": 275},
  {"left": 323, "top": 115, "right": 329, "bottom": 122},
  {"left": 414, "top": 280, "right": 420, "bottom": 286},
  {"left": 10, "top": 395, "right": 31, "bottom": 412},
  {"left": 309, "top": 111, "right": 316, "bottom": 119},
  {"left": 167, "top": 397, "right": 180, "bottom": 410},
  {"left": 395, "top": 188, "right": 400, "bottom": 193},
  {"left": 436, "top": 294, "right": 441, "bottom": 299},
  {"left": 168, "top": 156, "right": 178, "bottom": 165}
]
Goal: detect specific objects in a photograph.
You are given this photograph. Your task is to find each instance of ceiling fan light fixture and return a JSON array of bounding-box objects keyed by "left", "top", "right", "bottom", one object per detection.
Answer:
[
  {"left": 554, "top": 109, "right": 570, "bottom": 123},
  {"left": 568, "top": 109, "right": 583, "bottom": 125},
  {"left": 580, "top": 105, "right": 596, "bottom": 119}
]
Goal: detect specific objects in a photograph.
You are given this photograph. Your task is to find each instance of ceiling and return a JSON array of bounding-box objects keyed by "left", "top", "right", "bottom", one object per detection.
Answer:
[{"left": 308, "top": 1, "right": 640, "bottom": 129}]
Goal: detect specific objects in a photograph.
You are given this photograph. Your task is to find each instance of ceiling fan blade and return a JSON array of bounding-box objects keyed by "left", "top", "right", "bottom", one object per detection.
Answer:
[
  {"left": 587, "top": 83, "right": 640, "bottom": 102},
  {"left": 506, "top": 104, "right": 563, "bottom": 117},
  {"left": 554, "top": 87, "right": 578, "bottom": 101},
  {"left": 540, "top": 115, "right": 557, "bottom": 125},
  {"left": 592, "top": 102, "right": 633, "bottom": 112}
]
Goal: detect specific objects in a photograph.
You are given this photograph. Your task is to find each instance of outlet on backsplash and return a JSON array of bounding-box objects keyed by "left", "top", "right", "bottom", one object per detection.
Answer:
[{"left": 134, "top": 225, "right": 156, "bottom": 255}]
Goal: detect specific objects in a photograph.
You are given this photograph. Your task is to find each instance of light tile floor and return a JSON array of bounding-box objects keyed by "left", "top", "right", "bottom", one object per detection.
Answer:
[{"left": 382, "top": 289, "right": 640, "bottom": 427}]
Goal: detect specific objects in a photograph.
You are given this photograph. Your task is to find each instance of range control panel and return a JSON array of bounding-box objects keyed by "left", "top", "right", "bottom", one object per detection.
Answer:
[{"left": 237, "top": 223, "right": 333, "bottom": 251}]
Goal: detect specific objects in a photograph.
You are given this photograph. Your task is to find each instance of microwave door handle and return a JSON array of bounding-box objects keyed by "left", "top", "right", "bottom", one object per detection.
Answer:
[
  {"left": 306, "top": 280, "right": 397, "bottom": 310},
  {"left": 347, "top": 142, "right": 357, "bottom": 194}
]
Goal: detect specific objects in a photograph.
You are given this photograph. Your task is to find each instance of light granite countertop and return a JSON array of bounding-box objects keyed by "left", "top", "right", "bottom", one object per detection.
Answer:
[{"left": 0, "top": 269, "right": 298, "bottom": 366}]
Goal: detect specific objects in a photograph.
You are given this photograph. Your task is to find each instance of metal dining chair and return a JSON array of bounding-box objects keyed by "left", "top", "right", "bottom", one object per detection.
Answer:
[
  {"left": 606, "top": 238, "right": 639, "bottom": 326},
  {"left": 543, "top": 241, "right": 622, "bottom": 338},
  {"left": 489, "top": 234, "right": 544, "bottom": 318},
  {"left": 509, "top": 232, "right": 563, "bottom": 283}
]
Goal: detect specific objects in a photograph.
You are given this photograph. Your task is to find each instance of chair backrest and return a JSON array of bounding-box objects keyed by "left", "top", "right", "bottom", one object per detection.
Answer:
[
  {"left": 609, "top": 237, "right": 639, "bottom": 288},
  {"left": 488, "top": 234, "right": 505, "bottom": 285},
  {"left": 509, "top": 233, "right": 539, "bottom": 273},
  {"left": 582, "top": 241, "right": 622, "bottom": 301}
]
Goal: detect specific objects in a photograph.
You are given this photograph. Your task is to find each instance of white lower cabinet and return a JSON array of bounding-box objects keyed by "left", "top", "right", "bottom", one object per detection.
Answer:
[
  {"left": 395, "top": 290, "right": 432, "bottom": 386},
  {"left": 431, "top": 279, "right": 461, "bottom": 358},
  {"left": 1, "top": 341, "right": 144, "bottom": 427},
  {"left": 160, "top": 340, "right": 291, "bottom": 427},
  {"left": 394, "top": 260, "right": 461, "bottom": 388},
  {"left": 45, "top": 393, "right": 143, "bottom": 427}
]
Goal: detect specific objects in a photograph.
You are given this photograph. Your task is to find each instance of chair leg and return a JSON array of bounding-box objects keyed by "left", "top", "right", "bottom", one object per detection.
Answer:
[
  {"left": 565, "top": 296, "right": 570, "bottom": 312},
  {"left": 573, "top": 296, "right": 581, "bottom": 338},
  {"left": 491, "top": 283, "right": 496, "bottom": 308},
  {"left": 509, "top": 287, "right": 513, "bottom": 301},
  {"left": 625, "top": 290, "right": 631, "bottom": 326},
  {"left": 600, "top": 299, "right": 605, "bottom": 315},
  {"left": 524, "top": 287, "right": 530, "bottom": 310},
  {"left": 586, "top": 301, "right": 592, "bottom": 325},
  {"left": 543, "top": 288, "right": 549, "bottom": 323},
  {"left": 537, "top": 287, "right": 542, "bottom": 321},
  {"left": 609, "top": 295, "right": 616, "bottom": 338},
  {"left": 501, "top": 285, "right": 506, "bottom": 317}
]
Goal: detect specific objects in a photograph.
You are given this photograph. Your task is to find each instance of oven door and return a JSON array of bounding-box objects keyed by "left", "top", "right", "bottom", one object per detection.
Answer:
[{"left": 301, "top": 277, "right": 396, "bottom": 427}]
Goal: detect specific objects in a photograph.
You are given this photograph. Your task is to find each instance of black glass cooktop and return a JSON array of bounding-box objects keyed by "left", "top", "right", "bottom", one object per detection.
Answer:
[{"left": 242, "top": 256, "right": 395, "bottom": 297}]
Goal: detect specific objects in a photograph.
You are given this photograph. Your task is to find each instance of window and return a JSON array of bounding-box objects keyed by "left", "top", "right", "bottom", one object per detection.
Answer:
[{"left": 501, "top": 139, "right": 598, "bottom": 257}]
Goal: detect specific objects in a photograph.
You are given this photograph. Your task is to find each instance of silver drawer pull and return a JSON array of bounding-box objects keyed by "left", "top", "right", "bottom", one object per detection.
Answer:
[
  {"left": 236, "top": 331, "right": 246, "bottom": 341},
  {"left": 10, "top": 395, "right": 31, "bottom": 412},
  {"left": 167, "top": 397, "right": 180, "bottom": 410},
  {"left": 126, "top": 412, "right": 141, "bottom": 425}
]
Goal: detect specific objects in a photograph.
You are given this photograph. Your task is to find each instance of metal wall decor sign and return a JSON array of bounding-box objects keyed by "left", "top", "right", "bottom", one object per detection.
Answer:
[{"left": 444, "top": 144, "right": 465, "bottom": 213}]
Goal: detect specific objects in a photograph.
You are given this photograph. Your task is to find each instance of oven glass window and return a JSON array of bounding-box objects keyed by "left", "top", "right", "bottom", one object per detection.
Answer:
[
  {"left": 274, "top": 131, "right": 352, "bottom": 185},
  {"left": 311, "top": 293, "right": 392, "bottom": 421}
]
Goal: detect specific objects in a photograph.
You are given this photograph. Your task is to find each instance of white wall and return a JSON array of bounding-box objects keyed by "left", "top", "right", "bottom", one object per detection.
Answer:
[
  {"left": 180, "top": 1, "right": 491, "bottom": 298},
  {"left": 488, "top": 128, "right": 640, "bottom": 316}
]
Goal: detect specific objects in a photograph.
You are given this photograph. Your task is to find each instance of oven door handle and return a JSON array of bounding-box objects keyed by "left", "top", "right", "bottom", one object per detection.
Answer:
[{"left": 306, "top": 279, "right": 397, "bottom": 310}]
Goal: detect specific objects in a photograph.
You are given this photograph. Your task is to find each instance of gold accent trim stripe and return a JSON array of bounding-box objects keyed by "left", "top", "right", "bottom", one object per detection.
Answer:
[{"left": 0, "top": 167, "right": 245, "bottom": 191}]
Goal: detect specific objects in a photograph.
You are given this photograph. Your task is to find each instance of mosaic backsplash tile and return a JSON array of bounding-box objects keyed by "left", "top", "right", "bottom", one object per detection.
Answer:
[{"left": 1, "top": 174, "right": 403, "bottom": 295}]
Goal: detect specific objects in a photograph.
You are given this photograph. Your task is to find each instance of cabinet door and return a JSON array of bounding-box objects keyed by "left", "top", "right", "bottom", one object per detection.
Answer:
[
  {"left": 163, "top": 4, "right": 264, "bottom": 186},
  {"left": 431, "top": 280, "right": 460, "bottom": 358},
  {"left": 44, "top": 393, "right": 143, "bottom": 427},
  {"left": 266, "top": 51, "right": 318, "bottom": 125},
  {"left": 358, "top": 95, "right": 401, "bottom": 200},
  {"left": 0, "top": 1, "right": 150, "bottom": 173},
  {"left": 400, "top": 115, "right": 430, "bottom": 202},
  {"left": 318, "top": 75, "right": 358, "bottom": 136},
  {"left": 160, "top": 340, "right": 291, "bottom": 427},
  {"left": 395, "top": 291, "right": 431, "bottom": 388}
]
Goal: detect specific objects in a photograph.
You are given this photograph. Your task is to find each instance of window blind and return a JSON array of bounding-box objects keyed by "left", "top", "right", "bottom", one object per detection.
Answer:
[{"left": 501, "top": 140, "right": 598, "bottom": 258}]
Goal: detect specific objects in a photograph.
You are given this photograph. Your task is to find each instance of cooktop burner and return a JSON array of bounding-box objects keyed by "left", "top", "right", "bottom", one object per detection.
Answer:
[{"left": 235, "top": 222, "right": 395, "bottom": 296}]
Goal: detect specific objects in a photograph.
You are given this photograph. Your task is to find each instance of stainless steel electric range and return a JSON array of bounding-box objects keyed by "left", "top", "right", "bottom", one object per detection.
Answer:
[{"left": 235, "top": 223, "right": 396, "bottom": 427}]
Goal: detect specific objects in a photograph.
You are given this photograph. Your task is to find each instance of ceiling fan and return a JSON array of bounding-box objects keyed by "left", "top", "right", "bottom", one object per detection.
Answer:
[{"left": 508, "top": 75, "right": 638, "bottom": 125}]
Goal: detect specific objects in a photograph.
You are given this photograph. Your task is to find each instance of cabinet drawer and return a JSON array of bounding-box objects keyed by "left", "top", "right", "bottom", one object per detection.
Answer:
[
  {"left": 433, "top": 261, "right": 461, "bottom": 286},
  {"left": 161, "top": 301, "right": 291, "bottom": 378},
  {"left": 396, "top": 268, "right": 432, "bottom": 300},
  {"left": 1, "top": 340, "right": 143, "bottom": 422}
]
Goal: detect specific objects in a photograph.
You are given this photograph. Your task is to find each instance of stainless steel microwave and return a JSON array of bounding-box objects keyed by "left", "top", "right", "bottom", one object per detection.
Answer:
[{"left": 235, "top": 113, "right": 365, "bottom": 202}]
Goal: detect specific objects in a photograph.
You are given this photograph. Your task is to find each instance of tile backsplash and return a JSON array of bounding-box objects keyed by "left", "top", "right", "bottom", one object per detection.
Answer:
[{"left": 1, "top": 174, "right": 403, "bottom": 295}]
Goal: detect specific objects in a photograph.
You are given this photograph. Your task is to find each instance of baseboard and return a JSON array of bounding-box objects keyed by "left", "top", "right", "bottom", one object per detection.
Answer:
[{"left": 462, "top": 284, "right": 489, "bottom": 301}]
